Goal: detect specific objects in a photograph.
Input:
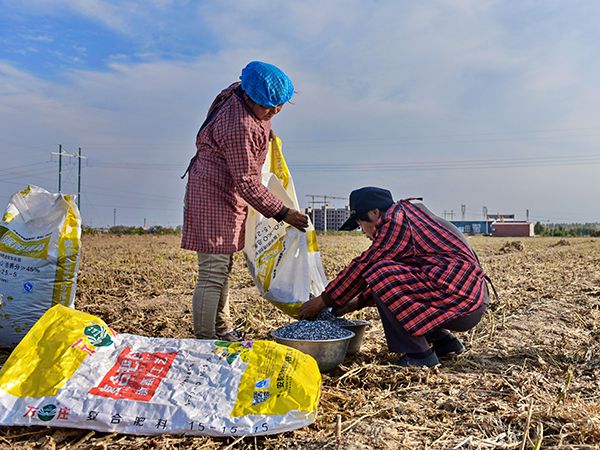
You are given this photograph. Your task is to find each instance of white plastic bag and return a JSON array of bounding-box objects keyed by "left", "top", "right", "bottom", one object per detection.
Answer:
[
  {"left": 0, "top": 185, "right": 81, "bottom": 348},
  {"left": 244, "top": 137, "right": 328, "bottom": 317},
  {"left": 0, "top": 305, "right": 321, "bottom": 436}
]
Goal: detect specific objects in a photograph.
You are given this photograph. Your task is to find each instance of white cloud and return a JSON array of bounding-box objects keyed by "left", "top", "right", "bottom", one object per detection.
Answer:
[
  {"left": 22, "top": 34, "right": 54, "bottom": 42},
  {"left": 2, "top": 1, "right": 600, "bottom": 224},
  {"left": 12, "top": 0, "right": 122, "bottom": 31}
]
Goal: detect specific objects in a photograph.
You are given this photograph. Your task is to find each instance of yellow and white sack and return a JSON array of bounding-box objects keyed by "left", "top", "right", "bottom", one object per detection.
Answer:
[
  {"left": 0, "top": 185, "right": 81, "bottom": 348},
  {"left": 244, "top": 137, "right": 328, "bottom": 317},
  {"left": 0, "top": 305, "right": 321, "bottom": 436}
]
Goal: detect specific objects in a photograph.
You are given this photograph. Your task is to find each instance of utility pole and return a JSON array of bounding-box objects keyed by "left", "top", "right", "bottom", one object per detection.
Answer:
[
  {"left": 483, "top": 206, "right": 488, "bottom": 235},
  {"left": 77, "top": 147, "right": 82, "bottom": 210},
  {"left": 58, "top": 144, "right": 62, "bottom": 192},
  {"left": 113, "top": 208, "right": 117, "bottom": 227},
  {"left": 323, "top": 196, "right": 330, "bottom": 233},
  {"left": 51, "top": 145, "right": 86, "bottom": 210},
  {"left": 461, "top": 204, "right": 466, "bottom": 221}
]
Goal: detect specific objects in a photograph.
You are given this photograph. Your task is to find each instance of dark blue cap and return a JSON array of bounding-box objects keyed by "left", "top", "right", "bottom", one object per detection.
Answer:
[{"left": 339, "top": 187, "right": 394, "bottom": 231}]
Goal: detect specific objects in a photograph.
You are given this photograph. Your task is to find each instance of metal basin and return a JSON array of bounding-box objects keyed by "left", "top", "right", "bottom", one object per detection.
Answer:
[
  {"left": 271, "top": 330, "right": 355, "bottom": 372},
  {"left": 340, "top": 320, "right": 370, "bottom": 355}
]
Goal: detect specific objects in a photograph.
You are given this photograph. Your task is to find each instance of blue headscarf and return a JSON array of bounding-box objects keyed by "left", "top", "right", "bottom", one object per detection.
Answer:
[{"left": 240, "top": 61, "right": 294, "bottom": 107}]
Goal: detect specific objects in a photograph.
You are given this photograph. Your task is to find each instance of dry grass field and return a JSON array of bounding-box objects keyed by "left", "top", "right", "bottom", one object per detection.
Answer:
[{"left": 0, "top": 234, "right": 599, "bottom": 449}]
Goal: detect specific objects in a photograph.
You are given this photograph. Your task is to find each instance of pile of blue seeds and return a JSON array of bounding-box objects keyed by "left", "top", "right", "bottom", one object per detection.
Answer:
[{"left": 274, "top": 320, "right": 353, "bottom": 340}]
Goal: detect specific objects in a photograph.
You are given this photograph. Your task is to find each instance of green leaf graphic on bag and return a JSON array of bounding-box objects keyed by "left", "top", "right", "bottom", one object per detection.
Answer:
[
  {"left": 37, "top": 404, "right": 57, "bottom": 422},
  {"left": 84, "top": 323, "right": 113, "bottom": 347}
]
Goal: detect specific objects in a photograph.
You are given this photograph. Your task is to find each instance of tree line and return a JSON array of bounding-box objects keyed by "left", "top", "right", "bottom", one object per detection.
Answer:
[
  {"left": 534, "top": 222, "right": 600, "bottom": 237},
  {"left": 83, "top": 226, "right": 181, "bottom": 235}
]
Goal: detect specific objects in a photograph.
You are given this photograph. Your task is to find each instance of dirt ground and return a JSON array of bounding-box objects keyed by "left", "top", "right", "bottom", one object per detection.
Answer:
[{"left": 0, "top": 234, "right": 598, "bottom": 449}]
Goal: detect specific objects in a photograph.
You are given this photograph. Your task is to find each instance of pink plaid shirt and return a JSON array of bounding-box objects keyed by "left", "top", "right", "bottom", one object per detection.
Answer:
[{"left": 182, "top": 83, "right": 285, "bottom": 253}]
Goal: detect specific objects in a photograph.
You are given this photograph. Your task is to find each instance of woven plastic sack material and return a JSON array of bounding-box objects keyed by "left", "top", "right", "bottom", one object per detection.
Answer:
[
  {"left": 0, "top": 185, "right": 81, "bottom": 348},
  {"left": 0, "top": 305, "right": 321, "bottom": 436},
  {"left": 244, "top": 137, "right": 328, "bottom": 318}
]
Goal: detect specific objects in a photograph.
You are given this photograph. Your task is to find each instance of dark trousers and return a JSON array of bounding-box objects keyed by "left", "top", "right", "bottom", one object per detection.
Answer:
[{"left": 376, "top": 298, "right": 487, "bottom": 354}]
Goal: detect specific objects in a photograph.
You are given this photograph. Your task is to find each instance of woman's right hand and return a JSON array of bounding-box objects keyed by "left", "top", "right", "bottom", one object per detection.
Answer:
[{"left": 284, "top": 209, "right": 309, "bottom": 231}]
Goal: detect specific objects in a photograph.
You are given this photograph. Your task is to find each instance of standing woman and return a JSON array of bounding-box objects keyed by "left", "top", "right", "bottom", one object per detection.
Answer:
[{"left": 182, "top": 61, "right": 308, "bottom": 341}]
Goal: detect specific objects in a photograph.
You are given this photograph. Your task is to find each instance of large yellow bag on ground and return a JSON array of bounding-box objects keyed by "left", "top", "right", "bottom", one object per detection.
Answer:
[
  {"left": 244, "top": 137, "right": 328, "bottom": 317},
  {"left": 0, "top": 185, "right": 81, "bottom": 348},
  {"left": 0, "top": 305, "right": 321, "bottom": 436}
]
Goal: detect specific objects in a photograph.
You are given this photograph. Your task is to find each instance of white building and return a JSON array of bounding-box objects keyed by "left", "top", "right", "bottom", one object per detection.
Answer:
[{"left": 306, "top": 205, "right": 351, "bottom": 232}]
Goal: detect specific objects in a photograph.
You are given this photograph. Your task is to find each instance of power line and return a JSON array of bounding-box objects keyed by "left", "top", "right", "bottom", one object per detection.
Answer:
[
  {"left": 285, "top": 126, "right": 600, "bottom": 145},
  {"left": 82, "top": 153, "right": 600, "bottom": 174},
  {"left": 80, "top": 187, "right": 181, "bottom": 202},
  {"left": 0, "top": 167, "right": 56, "bottom": 182},
  {"left": 0, "top": 179, "right": 53, "bottom": 188},
  {"left": 0, "top": 158, "right": 182, "bottom": 205},
  {"left": 0, "top": 138, "right": 53, "bottom": 151},
  {"left": 0, "top": 168, "right": 183, "bottom": 203},
  {"left": 288, "top": 153, "right": 600, "bottom": 172},
  {"left": 86, "top": 202, "right": 181, "bottom": 212},
  {"left": 0, "top": 161, "right": 52, "bottom": 175},
  {"left": 47, "top": 126, "right": 600, "bottom": 148},
  {"left": 87, "top": 161, "right": 182, "bottom": 171},
  {"left": 0, "top": 171, "right": 56, "bottom": 186}
]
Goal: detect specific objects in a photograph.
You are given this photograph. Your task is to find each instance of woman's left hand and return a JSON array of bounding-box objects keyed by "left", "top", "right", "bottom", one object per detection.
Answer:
[{"left": 332, "top": 297, "right": 359, "bottom": 316}]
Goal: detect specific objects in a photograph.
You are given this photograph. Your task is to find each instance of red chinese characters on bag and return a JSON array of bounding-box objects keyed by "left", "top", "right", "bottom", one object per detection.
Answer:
[{"left": 89, "top": 347, "right": 177, "bottom": 402}]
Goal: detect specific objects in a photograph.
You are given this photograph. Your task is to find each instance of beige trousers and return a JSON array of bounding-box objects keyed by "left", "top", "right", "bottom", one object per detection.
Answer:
[{"left": 192, "top": 252, "right": 233, "bottom": 339}]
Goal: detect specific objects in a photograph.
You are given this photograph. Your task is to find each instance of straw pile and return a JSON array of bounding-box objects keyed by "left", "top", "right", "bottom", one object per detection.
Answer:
[{"left": 0, "top": 234, "right": 598, "bottom": 449}]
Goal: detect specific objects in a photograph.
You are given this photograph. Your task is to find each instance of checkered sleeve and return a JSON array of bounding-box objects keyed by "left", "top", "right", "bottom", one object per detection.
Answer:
[
  {"left": 219, "top": 119, "right": 284, "bottom": 218},
  {"left": 323, "top": 207, "right": 410, "bottom": 306}
]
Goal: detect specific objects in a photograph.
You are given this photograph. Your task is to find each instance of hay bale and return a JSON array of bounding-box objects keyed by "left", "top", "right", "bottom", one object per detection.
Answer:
[
  {"left": 550, "top": 239, "right": 571, "bottom": 247},
  {"left": 498, "top": 241, "right": 524, "bottom": 254}
]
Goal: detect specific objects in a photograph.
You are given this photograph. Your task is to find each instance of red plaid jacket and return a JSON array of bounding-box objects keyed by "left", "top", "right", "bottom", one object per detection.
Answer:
[
  {"left": 182, "top": 83, "right": 285, "bottom": 253},
  {"left": 323, "top": 199, "right": 488, "bottom": 336}
]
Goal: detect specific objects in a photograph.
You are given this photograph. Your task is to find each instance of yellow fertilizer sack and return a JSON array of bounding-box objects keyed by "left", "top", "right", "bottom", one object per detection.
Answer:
[
  {"left": 0, "top": 305, "right": 321, "bottom": 436},
  {"left": 244, "top": 137, "right": 328, "bottom": 317},
  {"left": 0, "top": 185, "right": 81, "bottom": 348}
]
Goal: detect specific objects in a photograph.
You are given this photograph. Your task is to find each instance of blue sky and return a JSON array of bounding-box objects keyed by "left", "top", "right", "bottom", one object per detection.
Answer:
[{"left": 1, "top": 0, "right": 600, "bottom": 226}]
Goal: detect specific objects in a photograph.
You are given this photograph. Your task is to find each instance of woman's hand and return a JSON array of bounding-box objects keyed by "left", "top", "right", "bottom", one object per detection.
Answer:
[
  {"left": 298, "top": 295, "right": 326, "bottom": 320},
  {"left": 332, "top": 297, "right": 360, "bottom": 316},
  {"left": 284, "top": 209, "right": 309, "bottom": 232}
]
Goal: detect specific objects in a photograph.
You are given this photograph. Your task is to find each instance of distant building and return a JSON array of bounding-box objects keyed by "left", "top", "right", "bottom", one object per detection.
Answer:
[
  {"left": 486, "top": 213, "right": 515, "bottom": 221},
  {"left": 452, "top": 218, "right": 535, "bottom": 237},
  {"left": 492, "top": 222, "right": 534, "bottom": 237},
  {"left": 451, "top": 221, "right": 495, "bottom": 235},
  {"left": 306, "top": 205, "right": 351, "bottom": 231}
]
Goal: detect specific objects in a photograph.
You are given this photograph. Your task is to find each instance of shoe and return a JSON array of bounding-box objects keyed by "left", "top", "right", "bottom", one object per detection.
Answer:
[
  {"left": 394, "top": 351, "right": 440, "bottom": 368},
  {"left": 431, "top": 336, "right": 465, "bottom": 358},
  {"left": 215, "top": 329, "right": 243, "bottom": 342}
]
